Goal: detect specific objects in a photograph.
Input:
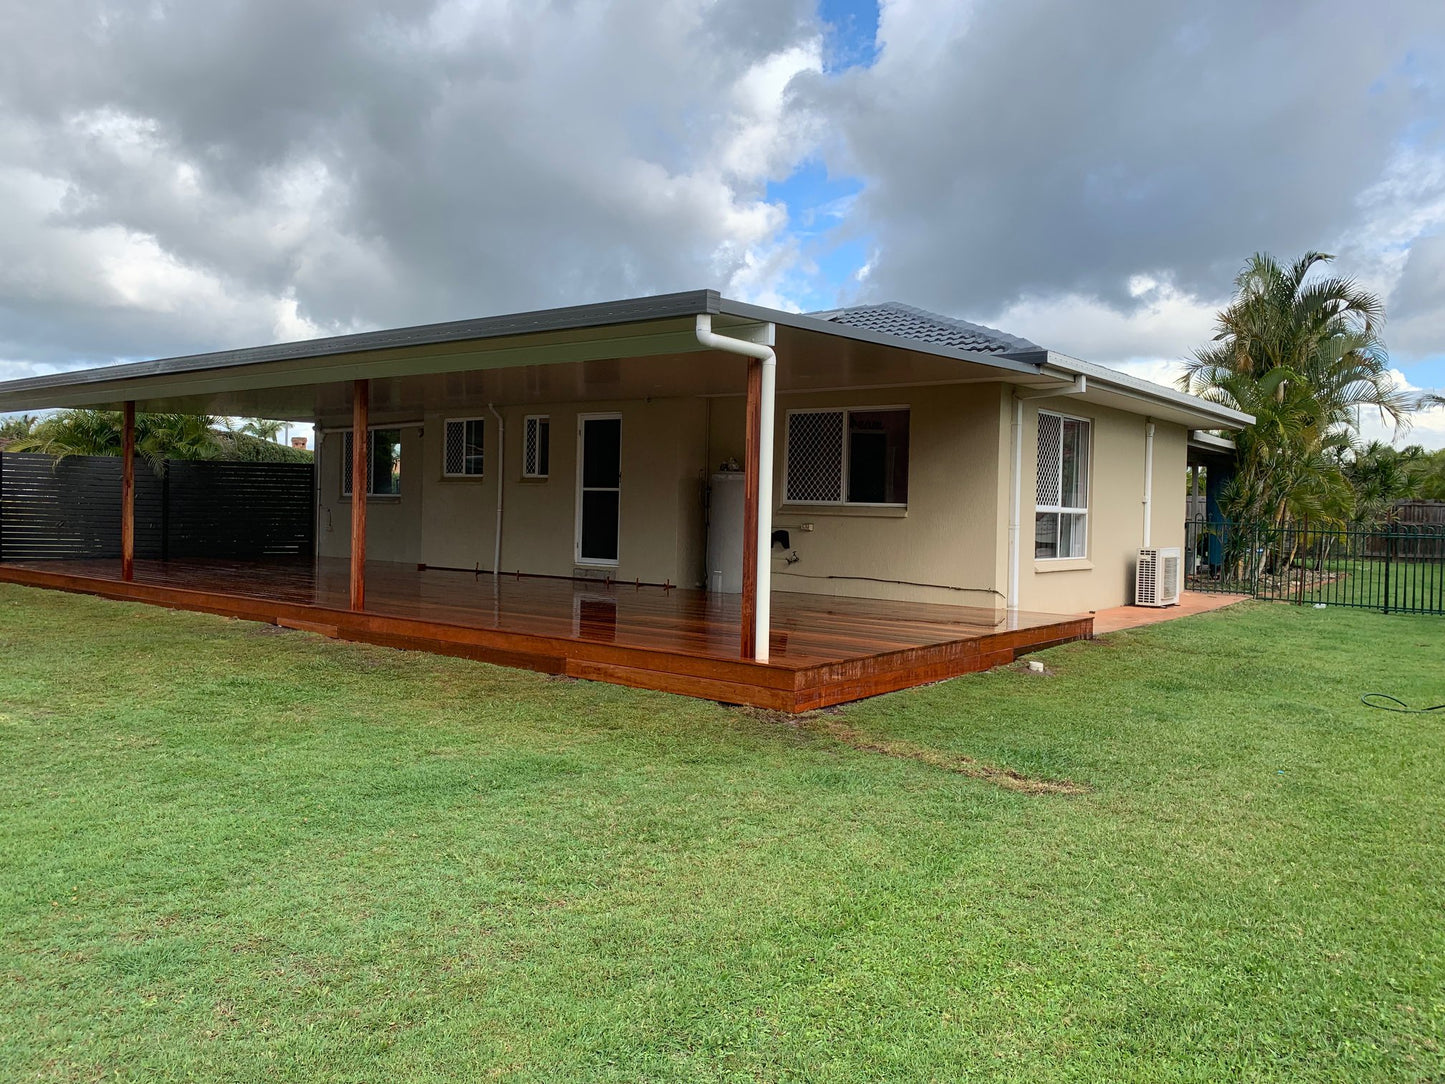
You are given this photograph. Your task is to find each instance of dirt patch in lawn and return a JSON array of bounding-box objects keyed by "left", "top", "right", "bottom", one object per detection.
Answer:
[{"left": 741, "top": 707, "right": 1088, "bottom": 796}]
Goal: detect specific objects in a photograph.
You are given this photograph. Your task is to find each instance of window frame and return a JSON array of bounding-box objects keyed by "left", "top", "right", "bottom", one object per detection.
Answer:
[
  {"left": 340, "top": 425, "right": 405, "bottom": 499},
  {"left": 782, "top": 405, "right": 911, "bottom": 508},
  {"left": 441, "top": 416, "right": 488, "bottom": 479},
  {"left": 1034, "top": 409, "right": 1092, "bottom": 560},
  {"left": 522, "top": 414, "right": 550, "bottom": 479}
]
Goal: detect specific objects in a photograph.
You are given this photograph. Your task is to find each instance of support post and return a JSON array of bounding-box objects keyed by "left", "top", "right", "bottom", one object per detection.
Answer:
[
  {"left": 695, "top": 315, "right": 775, "bottom": 662},
  {"left": 1188, "top": 464, "right": 1201, "bottom": 574},
  {"left": 350, "top": 379, "right": 368, "bottom": 610},
  {"left": 740, "top": 357, "right": 761, "bottom": 658},
  {"left": 121, "top": 401, "right": 135, "bottom": 581}
]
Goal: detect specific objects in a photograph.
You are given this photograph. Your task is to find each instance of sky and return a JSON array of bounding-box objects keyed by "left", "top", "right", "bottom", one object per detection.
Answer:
[{"left": 1, "top": 0, "right": 1444, "bottom": 448}]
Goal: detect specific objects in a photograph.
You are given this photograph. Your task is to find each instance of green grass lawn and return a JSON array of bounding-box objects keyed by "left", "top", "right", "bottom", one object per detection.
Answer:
[{"left": 1, "top": 585, "right": 1442, "bottom": 1082}]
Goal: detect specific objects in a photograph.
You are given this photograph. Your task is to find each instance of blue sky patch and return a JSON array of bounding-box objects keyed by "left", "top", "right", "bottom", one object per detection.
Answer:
[
  {"left": 818, "top": 0, "right": 880, "bottom": 73},
  {"left": 767, "top": 159, "right": 872, "bottom": 310}
]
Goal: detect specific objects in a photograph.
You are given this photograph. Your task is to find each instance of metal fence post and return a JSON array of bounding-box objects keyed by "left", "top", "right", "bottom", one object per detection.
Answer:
[
  {"left": 1382, "top": 527, "right": 1392, "bottom": 615},
  {"left": 160, "top": 460, "right": 170, "bottom": 562}
]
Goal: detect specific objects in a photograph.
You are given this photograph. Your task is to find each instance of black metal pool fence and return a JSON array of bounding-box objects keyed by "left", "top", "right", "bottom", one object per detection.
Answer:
[{"left": 1185, "top": 516, "right": 1445, "bottom": 615}]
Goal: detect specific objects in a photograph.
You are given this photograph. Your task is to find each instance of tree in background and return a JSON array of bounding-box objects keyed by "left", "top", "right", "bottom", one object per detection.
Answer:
[
  {"left": 1340, "top": 442, "right": 1430, "bottom": 523},
  {"left": 0, "top": 414, "right": 37, "bottom": 447},
  {"left": 6, "top": 411, "right": 310, "bottom": 467},
  {"left": 1181, "top": 251, "right": 1412, "bottom": 527}
]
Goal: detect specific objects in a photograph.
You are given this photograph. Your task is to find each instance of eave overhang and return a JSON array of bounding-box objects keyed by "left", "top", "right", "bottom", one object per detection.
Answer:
[{"left": 0, "top": 290, "right": 1252, "bottom": 433}]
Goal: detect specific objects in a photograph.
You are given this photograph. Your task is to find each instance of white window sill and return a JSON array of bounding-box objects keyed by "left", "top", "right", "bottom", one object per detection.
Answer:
[
  {"left": 778, "top": 504, "right": 908, "bottom": 519},
  {"left": 1034, "top": 557, "right": 1093, "bottom": 573},
  {"left": 339, "top": 495, "right": 403, "bottom": 502}
]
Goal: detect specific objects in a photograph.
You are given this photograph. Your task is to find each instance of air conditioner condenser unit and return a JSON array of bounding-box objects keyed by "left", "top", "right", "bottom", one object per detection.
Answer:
[{"left": 1135, "top": 547, "right": 1182, "bottom": 607}]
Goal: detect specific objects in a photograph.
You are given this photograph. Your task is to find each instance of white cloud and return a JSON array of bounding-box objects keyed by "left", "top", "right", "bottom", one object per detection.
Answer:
[
  {"left": 0, "top": 0, "right": 825, "bottom": 372},
  {"left": 986, "top": 278, "right": 1220, "bottom": 369},
  {"left": 2, "top": 0, "right": 1444, "bottom": 422},
  {"left": 805, "top": 0, "right": 1445, "bottom": 377}
]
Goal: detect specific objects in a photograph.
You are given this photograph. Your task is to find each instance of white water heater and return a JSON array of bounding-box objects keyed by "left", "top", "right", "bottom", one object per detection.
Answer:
[{"left": 706, "top": 471, "right": 746, "bottom": 593}]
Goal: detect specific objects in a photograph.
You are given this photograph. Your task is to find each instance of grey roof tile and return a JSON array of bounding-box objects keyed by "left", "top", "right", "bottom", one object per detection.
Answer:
[{"left": 811, "top": 301, "right": 1041, "bottom": 356}]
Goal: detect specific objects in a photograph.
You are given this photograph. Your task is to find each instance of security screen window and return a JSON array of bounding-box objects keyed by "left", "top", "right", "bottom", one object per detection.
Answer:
[
  {"left": 785, "top": 407, "right": 910, "bottom": 506},
  {"left": 443, "top": 418, "right": 486, "bottom": 477},
  {"left": 523, "top": 415, "right": 550, "bottom": 478},
  {"left": 1035, "top": 411, "right": 1090, "bottom": 558}
]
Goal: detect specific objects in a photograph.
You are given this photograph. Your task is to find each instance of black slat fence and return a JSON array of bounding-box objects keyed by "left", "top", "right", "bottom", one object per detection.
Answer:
[
  {"left": 0, "top": 453, "right": 313, "bottom": 562},
  {"left": 165, "top": 460, "right": 315, "bottom": 557}
]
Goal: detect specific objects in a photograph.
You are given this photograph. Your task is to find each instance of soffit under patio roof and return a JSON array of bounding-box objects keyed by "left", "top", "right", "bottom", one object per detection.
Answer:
[{"left": 0, "top": 289, "right": 1251, "bottom": 430}]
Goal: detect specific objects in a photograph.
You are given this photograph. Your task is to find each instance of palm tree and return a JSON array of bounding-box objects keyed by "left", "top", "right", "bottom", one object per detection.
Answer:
[
  {"left": 1342, "top": 442, "right": 1427, "bottom": 523},
  {"left": 231, "top": 418, "right": 284, "bottom": 441},
  {"left": 1181, "top": 252, "right": 1412, "bottom": 530},
  {"left": 8, "top": 410, "right": 312, "bottom": 466},
  {"left": 10, "top": 410, "right": 223, "bottom": 469}
]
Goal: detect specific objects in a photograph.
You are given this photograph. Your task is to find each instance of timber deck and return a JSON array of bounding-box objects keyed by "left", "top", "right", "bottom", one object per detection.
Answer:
[{"left": 0, "top": 558, "right": 1092, "bottom": 711}]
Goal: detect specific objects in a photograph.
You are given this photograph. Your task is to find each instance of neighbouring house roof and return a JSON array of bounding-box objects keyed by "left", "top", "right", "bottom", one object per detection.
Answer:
[{"left": 811, "top": 301, "right": 1042, "bottom": 356}]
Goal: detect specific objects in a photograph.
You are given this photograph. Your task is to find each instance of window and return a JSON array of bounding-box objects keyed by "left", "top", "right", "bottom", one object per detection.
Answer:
[
  {"left": 341, "top": 428, "right": 403, "bottom": 496},
  {"left": 443, "top": 418, "right": 486, "bottom": 477},
  {"left": 523, "top": 415, "right": 550, "bottom": 478},
  {"left": 1035, "top": 411, "right": 1090, "bottom": 558},
  {"left": 784, "top": 407, "right": 910, "bottom": 505}
]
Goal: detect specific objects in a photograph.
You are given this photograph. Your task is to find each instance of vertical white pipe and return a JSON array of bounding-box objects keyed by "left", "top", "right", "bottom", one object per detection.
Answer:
[
  {"left": 1142, "top": 420, "right": 1155, "bottom": 549},
  {"left": 695, "top": 314, "right": 776, "bottom": 662},
  {"left": 488, "top": 404, "right": 504, "bottom": 575},
  {"left": 755, "top": 356, "right": 776, "bottom": 661},
  {"left": 1007, "top": 395, "right": 1023, "bottom": 621}
]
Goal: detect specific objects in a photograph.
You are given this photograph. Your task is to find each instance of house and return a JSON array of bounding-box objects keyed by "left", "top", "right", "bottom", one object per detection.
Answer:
[{"left": 0, "top": 291, "right": 1250, "bottom": 710}]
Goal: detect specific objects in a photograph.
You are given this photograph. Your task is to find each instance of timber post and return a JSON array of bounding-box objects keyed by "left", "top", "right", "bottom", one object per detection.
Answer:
[
  {"left": 741, "top": 357, "right": 761, "bottom": 658},
  {"left": 121, "top": 401, "right": 135, "bottom": 582},
  {"left": 350, "top": 379, "right": 368, "bottom": 610}
]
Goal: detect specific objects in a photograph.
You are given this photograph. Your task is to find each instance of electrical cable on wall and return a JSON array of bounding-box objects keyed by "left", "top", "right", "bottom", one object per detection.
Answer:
[{"left": 773, "top": 570, "right": 1007, "bottom": 599}]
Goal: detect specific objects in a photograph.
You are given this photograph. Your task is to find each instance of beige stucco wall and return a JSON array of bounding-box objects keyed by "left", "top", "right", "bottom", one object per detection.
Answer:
[
  {"left": 419, "top": 397, "right": 708, "bottom": 585},
  {"left": 708, "top": 384, "right": 1008, "bottom": 609},
  {"left": 319, "top": 399, "right": 709, "bottom": 586},
  {"left": 313, "top": 382, "right": 1190, "bottom": 617},
  {"left": 1009, "top": 395, "right": 1188, "bottom": 614},
  {"left": 317, "top": 425, "right": 424, "bottom": 565}
]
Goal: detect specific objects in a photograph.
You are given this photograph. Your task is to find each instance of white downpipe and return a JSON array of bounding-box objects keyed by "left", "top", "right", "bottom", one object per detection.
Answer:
[
  {"left": 696, "top": 314, "right": 776, "bottom": 662},
  {"left": 1006, "top": 396, "right": 1023, "bottom": 623},
  {"left": 1142, "top": 420, "right": 1155, "bottom": 549},
  {"left": 489, "top": 404, "right": 505, "bottom": 575}
]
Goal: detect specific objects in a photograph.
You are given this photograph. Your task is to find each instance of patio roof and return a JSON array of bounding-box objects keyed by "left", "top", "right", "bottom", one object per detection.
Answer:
[{"left": 0, "top": 290, "right": 1253, "bottom": 430}]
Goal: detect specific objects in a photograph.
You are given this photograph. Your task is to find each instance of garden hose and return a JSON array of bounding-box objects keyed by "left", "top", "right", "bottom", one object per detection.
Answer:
[{"left": 1360, "top": 693, "right": 1445, "bottom": 714}]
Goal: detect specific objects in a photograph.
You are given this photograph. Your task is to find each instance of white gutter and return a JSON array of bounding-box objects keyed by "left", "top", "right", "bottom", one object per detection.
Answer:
[
  {"left": 1041, "top": 351, "right": 1254, "bottom": 430},
  {"left": 1142, "top": 419, "right": 1155, "bottom": 549},
  {"left": 488, "top": 403, "right": 505, "bottom": 575},
  {"left": 1008, "top": 376, "right": 1086, "bottom": 620},
  {"left": 696, "top": 314, "right": 776, "bottom": 662}
]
